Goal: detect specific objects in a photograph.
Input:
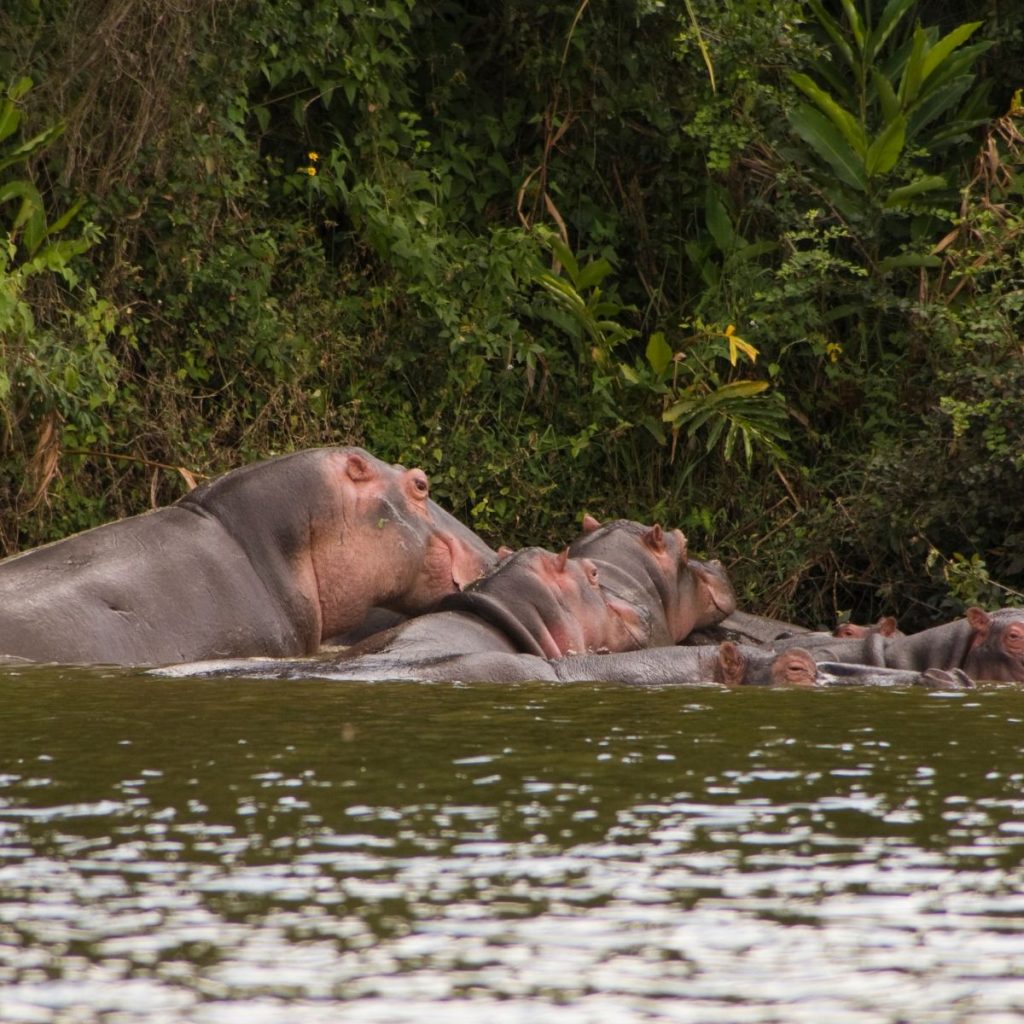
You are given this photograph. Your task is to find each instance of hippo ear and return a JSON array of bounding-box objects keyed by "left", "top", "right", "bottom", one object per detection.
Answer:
[
  {"left": 497, "top": 545, "right": 516, "bottom": 560},
  {"left": 716, "top": 641, "right": 746, "bottom": 687},
  {"left": 643, "top": 524, "right": 666, "bottom": 553},
  {"left": 966, "top": 607, "right": 991, "bottom": 640},
  {"left": 878, "top": 616, "right": 899, "bottom": 637},
  {"left": 556, "top": 548, "right": 569, "bottom": 573},
  {"left": 582, "top": 514, "right": 601, "bottom": 534},
  {"left": 345, "top": 452, "right": 375, "bottom": 482}
]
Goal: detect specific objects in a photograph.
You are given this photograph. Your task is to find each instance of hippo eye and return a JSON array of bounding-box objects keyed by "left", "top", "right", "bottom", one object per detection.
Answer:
[
  {"left": 409, "top": 473, "right": 429, "bottom": 497},
  {"left": 587, "top": 565, "right": 600, "bottom": 586}
]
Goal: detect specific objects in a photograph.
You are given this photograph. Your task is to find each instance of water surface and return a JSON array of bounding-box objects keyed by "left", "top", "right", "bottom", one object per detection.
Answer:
[{"left": 2, "top": 666, "right": 1023, "bottom": 1022}]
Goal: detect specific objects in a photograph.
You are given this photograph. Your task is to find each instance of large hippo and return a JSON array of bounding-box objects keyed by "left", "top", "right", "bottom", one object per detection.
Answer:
[
  {"left": 0, "top": 447, "right": 497, "bottom": 666},
  {"left": 567, "top": 516, "right": 737, "bottom": 645},
  {"left": 158, "top": 547, "right": 965, "bottom": 690},
  {"left": 772, "top": 607, "right": 1024, "bottom": 683}
]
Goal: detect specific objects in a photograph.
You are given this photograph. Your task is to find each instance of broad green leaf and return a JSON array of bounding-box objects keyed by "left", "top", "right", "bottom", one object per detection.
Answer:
[
  {"left": 0, "top": 179, "right": 41, "bottom": 213},
  {"left": 867, "top": 0, "right": 916, "bottom": 62},
  {"left": 915, "top": 42, "right": 991, "bottom": 100},
  {"left": 789, "top": 73, "right": 867, "bottom": 156},
  {"left": 712, "top": 380, "right": 770, "bottom": 400},
  {"left": 899, "top": 27, "right": 929, "bottom": 105},
  {"left": 705, "top": 189, "right": 734, "bottom": 253},
  {"left": 646, "top": 331, "right": 673, "bottom": 376},
  {"left": 788, "top": 103, "right": 867, "bottom": 190},
  {"left": 920, "top": 22, "right": 981, "bottom": 87},
  {"left": 576, "top": 257, "right": 613, "bottom": 291},
  {"left": 908, "top": 79, "right": 973, "bottom": 143},
  {"left": 734, "top": 240, "right": 777, "bottom": 261},
  {"left": 872, "top": 69, "right": 900, "bottom": 124},
  {"left": 641, "top": 416, "right": 666, "bottom": 445},
  {"left": 44, "top": 196, "right": 86, "bottom": 237},
  {"left": 686, "top": 406, "right": 717, "bottom": 432},
  {"left": 809, "top": 56, "right": 857, "bottom": 109},
  {"left": 548, "top": 236, "right": 579, "bottom": 284},
  {"left": 0, "top": 102, "right": 21, "bottom": 144},
  {"left": 0, "top": 121, "right": 64, "bottom": 174},
  {"left": 662, "top": 393, "right": 701, "bottom": 423},
  {"left": 705, "top": 416, "right": 727, "bottom": 453},
  {"left": 685, "top": 239, "right": 719, "bottom": 288},
  {"left": 8, "top": 77, "right": 32, "bottom": 102},
  {"left": 21, "top": 207, "right": 46, "bottom": 255},
  {"left": 865, "top": 114, "right": 906, "bottom": 177},
  {"left": 883, "top": 175, "right": 947, "bottom": 207},
  {"left": 620, "top": 363, "right": 640, "bottom": 384}
]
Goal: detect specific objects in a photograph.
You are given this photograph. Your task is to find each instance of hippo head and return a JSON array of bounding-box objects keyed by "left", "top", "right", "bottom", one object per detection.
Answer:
[
  {"left": 715, "top": 642, "right": 818, "bottom": 687},
  {"left": 833, "top": 616, "right": 900, "bottom": 639},
  {"left": 451, "top": 547, "right": 650, "bottom": 659},
  {"left": 963, "top": 607, "right": 1024, "bottom": 683},
  {"left": 570, "top": 516, "right": 737, "bottom": 644},
  {"left": 309, "top": 449, "right": 496, "bottom": 637}
]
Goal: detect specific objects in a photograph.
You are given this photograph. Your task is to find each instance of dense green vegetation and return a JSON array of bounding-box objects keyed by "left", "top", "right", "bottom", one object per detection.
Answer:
[{"left": 1, "top": 0, "right": 1022, "bottom": 628}]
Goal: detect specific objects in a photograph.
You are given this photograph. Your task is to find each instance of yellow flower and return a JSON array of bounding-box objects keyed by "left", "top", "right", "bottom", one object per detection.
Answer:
[
  {"left": 723, "top": 323, "right": 758, "bottom": 366},
  {"left": 306, "top": 166, "right": 317, "bottom": 176},
  {"left": 308, "top": 151, "right": 320, "bottom": 161}
]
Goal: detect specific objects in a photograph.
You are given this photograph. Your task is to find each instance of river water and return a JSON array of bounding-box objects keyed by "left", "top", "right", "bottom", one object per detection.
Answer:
[{"left": 2, "top": 665, "right": 1023, "bottom": 1023}]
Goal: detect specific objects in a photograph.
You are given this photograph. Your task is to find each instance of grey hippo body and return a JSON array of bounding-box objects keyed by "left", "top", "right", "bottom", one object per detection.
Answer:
[
  {"left": 0, "top": 447, "right": 496, "bottom": 666},
  {"left": 772, "top": 607, "right": 1024, "bottom": 683},
  {"left": 159, "top": 544, "right": 964, "bottom": 689},
  {"left": 160, "top": 546, "right": 649, "bottom": 681}
]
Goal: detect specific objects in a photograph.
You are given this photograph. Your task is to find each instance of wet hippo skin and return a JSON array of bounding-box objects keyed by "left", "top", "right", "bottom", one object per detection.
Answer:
[
  {"left": 158, "top": 547, "right": 966, "bottom": 689},
  {"left": 567, "top": 516, "right": 737, "bottom": 645},
  {"left": 772, "top": 607, "right": 1024, "bottom": 683},
  {"left": 0, "top": 447, "right": 496, "bottom": 666},
  {"left": 158, "top": 546, "right": 649, "bottom": 680}
]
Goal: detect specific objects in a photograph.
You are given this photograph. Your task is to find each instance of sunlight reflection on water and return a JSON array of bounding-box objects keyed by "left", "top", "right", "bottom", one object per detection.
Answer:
[{"left": 1, "top": 670, "right": 1024, "bottom": 1022}]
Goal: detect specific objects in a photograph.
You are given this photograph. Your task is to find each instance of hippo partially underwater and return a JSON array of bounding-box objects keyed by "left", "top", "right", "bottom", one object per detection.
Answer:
[
  {"left": 158, "top": 541, "right": 968, "bottom": 689},
  {"left": 0, "top": 447, "right": 497, "bottom": 666}
]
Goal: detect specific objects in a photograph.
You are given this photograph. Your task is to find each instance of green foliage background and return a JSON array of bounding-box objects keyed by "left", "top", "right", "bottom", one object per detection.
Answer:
[{"left": 1, "top": 0, "right": 1023, "bottom": 629}]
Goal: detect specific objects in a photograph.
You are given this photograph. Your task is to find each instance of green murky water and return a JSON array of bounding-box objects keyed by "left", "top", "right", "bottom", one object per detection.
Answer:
[{"left": 2, "top": 666, "right": 1024, "bottom": 1022}]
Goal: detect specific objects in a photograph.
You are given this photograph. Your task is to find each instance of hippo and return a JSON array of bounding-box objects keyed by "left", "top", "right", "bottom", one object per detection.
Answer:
[
  {"left": 567, "top": 515, "right": 737, "bottom": 645},
  {"left": 0, "top": 447, "right": 497, "bottom": 666},
  {"left": 158, "top": 545, "right": 650, "bottom": 680},
  {"left": 531, "top": 642, "right": 970, "bottom": 689},
  {"left": 773, "top": 607, "right": 1024, "bottom": 683},
  {"left": 833, "top": 616, "right": 901, "bottom": 639},
  {"left": 157, "top": 546, "right": 966, "bottom": 689}
]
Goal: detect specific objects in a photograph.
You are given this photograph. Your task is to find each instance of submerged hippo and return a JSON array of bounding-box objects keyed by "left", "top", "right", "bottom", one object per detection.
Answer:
[
  {"left": 773, "top": 607, "right": 1024, "bottom": 683},
  {"left": 158, "top": 546, "right": 964, "bottom": 689},
  {"left": 833, "top": 616, "right": 901, "bottom": 639},
  {"left": 567, "top": 515, "right": 737, "bottom": 645},
  {"left": 0, "top": 447, "right": 496, "bottom": 666},
  {"left": 159, "top": 545, "right": 650, "bottom": 679}
]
